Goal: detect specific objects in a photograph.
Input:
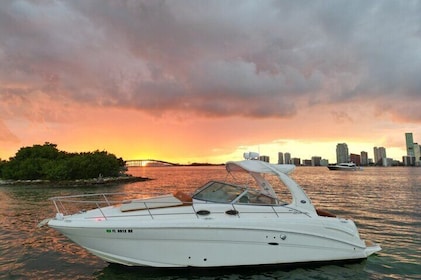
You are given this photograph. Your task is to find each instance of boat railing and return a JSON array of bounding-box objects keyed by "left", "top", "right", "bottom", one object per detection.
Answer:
[
  {"left": 49, "top": 192, "right": 303, "bottom": 220},
  {"left": 50, "top": 192, "right": 151, "bottom": 216}
]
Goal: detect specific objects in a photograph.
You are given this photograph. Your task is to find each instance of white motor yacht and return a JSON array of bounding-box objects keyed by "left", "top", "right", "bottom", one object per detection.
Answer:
[
  {"left": 42, "top": 153, "right": 380, "bottom": 267},
  {"left": 327, "top": 162, "right": 359, "bottom": 171}
]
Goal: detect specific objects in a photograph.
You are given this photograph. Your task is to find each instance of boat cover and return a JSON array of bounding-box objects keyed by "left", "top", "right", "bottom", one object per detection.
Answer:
[{"left": 226, "top": 160, "right": 295, "bottom": 175}]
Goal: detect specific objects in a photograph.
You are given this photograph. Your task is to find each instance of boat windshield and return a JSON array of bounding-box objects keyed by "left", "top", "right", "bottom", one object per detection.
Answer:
[{"left": 192, "top": 181, "right": 277, "bottom": 205}]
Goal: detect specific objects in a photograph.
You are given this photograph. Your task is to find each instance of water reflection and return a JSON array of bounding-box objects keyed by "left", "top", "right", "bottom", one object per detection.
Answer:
[
  {"left": 1, "top": 166, "right": 420, "bottom": 279},
  {"left": 96, "top": 261, "right": 372, "bottom": 280}
]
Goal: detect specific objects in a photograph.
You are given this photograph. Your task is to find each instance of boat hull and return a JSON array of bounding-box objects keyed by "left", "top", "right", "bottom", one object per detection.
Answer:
[
  {"left": 44, "top": 159, "right": 380, "bottom": 267},
  {"left": 327, "top": 166, "right": 357, "bottom": 171},
  {"left": 48, "top": 214, "right": 379, "bottom": 267}
]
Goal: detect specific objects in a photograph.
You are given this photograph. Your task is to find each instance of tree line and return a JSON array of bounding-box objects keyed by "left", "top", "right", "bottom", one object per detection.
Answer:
[{"left": 0, "top": 143, "right": 125, "bottom": 181}]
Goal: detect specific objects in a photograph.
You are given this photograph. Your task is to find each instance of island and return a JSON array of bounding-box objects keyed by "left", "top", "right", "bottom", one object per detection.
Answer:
[{"left": 0, "top": 142, "right": 148, "bottom": 186}]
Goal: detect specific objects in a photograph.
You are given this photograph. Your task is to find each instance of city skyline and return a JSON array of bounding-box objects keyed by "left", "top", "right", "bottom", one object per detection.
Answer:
[
  {"left": 1, "top": 2, "right": 421, "bottom": 164},
  {"left": 270, "top": 132, "right": 419, "bottom": 166}
]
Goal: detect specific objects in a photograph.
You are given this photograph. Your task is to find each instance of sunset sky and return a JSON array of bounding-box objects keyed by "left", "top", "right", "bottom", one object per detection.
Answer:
[{"left": 1, "top": 1, "right": 420, "bottom": 164}]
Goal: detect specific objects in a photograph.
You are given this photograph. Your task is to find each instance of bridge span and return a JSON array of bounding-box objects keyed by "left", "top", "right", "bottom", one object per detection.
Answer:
[{"left": 125, "top": 159, "right": 179, "bottom": 167}]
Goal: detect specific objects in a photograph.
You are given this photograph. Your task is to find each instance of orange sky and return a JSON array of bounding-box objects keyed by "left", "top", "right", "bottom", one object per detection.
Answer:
[{"left": 1, "top": 1, "right": 420, "bottom": 164}]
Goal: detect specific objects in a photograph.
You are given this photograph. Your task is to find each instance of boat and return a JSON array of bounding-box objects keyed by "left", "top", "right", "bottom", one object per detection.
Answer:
[
  {"left": 41, "top": 152, "right": 380, "bottom": 267},
  {"left": 327, "top": 162, "right": 359, "bottom": 171}
]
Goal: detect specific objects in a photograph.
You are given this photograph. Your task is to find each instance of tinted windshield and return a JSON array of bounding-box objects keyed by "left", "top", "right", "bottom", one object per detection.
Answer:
[
  {"left": 193, "top": 181, "right": 244, "bottom": 203},
  {"left": 193, "top": 181, "right": 278, "bottom": 205}
]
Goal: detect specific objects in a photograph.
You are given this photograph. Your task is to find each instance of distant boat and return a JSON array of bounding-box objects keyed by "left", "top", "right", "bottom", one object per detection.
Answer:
[{"left": 327, "top": 162, "right": 359, "bottom": 171}]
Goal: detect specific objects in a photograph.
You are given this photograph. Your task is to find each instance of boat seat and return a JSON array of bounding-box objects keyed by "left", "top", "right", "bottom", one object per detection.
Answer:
[
  {"left": 173, "top": 191, "right": 192, "bottom": 204},
  {"left": 316, "top": 208, "right": 336, "bottom": 217}
]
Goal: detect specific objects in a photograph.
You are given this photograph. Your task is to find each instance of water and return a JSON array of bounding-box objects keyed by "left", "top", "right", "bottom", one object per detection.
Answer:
[{"left": 1, "top": 166, "right": 420, "bottom": 279}]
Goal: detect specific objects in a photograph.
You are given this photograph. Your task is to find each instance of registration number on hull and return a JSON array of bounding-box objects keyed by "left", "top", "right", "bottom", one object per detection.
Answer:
[{"left": 106, "top": 229, "right": 133, "bottom": 233}]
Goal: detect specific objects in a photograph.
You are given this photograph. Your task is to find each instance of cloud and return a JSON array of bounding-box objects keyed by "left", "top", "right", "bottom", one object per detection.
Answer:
[
  {"left": 0, "top": 120, "right": 18, "bottom": 142},
  {"left": 0, "top": 0, "right": 420, "bottom": 124}
]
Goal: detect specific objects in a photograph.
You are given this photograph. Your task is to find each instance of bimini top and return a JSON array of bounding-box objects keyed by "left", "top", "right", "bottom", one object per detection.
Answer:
[
  {"left": 225, "top": 159, "right": 295, "bottom": 175},
  {"left": 225, "top": 158, "right": 315, "bottom": 213}
]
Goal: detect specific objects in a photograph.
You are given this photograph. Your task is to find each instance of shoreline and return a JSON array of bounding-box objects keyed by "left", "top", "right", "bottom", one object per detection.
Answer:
[{"left": 0, "top": 175, "right": 151, "bottom": 187}]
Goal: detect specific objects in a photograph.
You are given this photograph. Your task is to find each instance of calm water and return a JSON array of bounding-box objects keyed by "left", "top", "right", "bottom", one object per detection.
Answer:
[{"left": 0, "top": 166, "right": 420, "bottom": 280}]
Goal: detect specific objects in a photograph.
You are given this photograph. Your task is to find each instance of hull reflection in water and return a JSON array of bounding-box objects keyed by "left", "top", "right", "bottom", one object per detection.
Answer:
[{"left": 43, "top": 154, "right": 381, "bottom": 267}]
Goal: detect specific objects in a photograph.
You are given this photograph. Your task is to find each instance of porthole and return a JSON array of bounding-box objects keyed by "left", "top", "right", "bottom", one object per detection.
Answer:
[
  {"left": 225, "top": 209, "right": 239, "bottom": 215},
  {"left": 196, "top": 210, "right": 211, "bottom": 216}
]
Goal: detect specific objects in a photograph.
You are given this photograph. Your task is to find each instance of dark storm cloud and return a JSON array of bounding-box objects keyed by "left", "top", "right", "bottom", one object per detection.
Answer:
[{"left": 1, "top": 0, "right": 421, "bottom": 121}]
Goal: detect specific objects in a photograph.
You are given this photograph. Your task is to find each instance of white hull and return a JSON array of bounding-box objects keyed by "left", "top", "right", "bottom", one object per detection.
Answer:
[
  {"left": 327, "top": 163, "right": 359, "bottom": 171},
  {"left": 48, "top": 205, "right": 379, "bottom": 267},
  {"left": 327, "top": 167, "right": 356, "bottom": 171},
  {"left": 45, "top": 158, "right": 380, "bottom": 267}
]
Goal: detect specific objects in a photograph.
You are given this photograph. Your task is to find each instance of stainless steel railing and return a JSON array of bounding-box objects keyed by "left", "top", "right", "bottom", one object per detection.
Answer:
[{"left": 49, "top": 192, "right": 303, "bottom": 221}]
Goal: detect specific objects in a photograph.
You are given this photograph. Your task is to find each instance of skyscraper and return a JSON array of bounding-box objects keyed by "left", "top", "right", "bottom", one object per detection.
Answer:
[
  {"left": 406, "top": 132, "right": 414, "bottom": 156},
  {"left": 284, "top": 153, "right": 291, "bottom": 164},
  {"left": 336, "top": 143, "right": 349, "bottom": 163},
  {"left": 311, "top": 156, "right": 321, "bottom": 166},
  {"left": 278, "top": 152, "right": 284, "bottom": 164},
  {"left": 259, "top": 155, "right": 270, "bottom": 162},
  {"left": 414, "top": 143, "right": 421, "bottom": 166},
  {"left": 291, "top": 158, "right": 301, "bottom": 166},
  {"left": 361, "top": 151, "right": 368, "bottom": 166},
  {"left": 373, "top": 147, "right": 386, "bottom": 165},
  {"left": 350, "top": 154, "right": 361, "bottom": 166}
]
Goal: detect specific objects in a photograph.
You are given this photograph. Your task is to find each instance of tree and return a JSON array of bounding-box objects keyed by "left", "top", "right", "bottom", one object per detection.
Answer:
[{"left": 0, "top": 143, "right": 125, "bottom": 181}]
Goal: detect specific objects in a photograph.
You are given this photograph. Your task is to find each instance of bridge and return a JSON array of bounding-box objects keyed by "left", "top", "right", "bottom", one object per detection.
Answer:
[{"left": 125, "top": 159, "right": 179, "bottom": 167}]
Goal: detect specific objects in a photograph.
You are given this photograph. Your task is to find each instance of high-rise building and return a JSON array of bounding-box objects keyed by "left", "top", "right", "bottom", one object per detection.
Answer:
[
  {"left": 336, "top": 143, "right": 349, "bottom": 163},
  {"left": 259, "top": 155, "right": 270, "bottom": 163},
  {"left": 291, "top": 158, "right": 301, "bottom": 166},
  {"left": 302, "top": 159, "right": 312, "bottom": 166},
  {"left": 361, "top": 151, "right": 368, "bottom": 166},
  {"left": 373, "top": 147, "right": 386, "bottom": 165},
  {"left": 311, "top": 156, "right": 321, "bottom": 166},
  {"left": 373, "top": 147, "right": 379, "bottom": 163},
  {"left": 402, "top": 155, "right": 415, "bottom": 166},
  {"left": 350, "top": 153, "right": 361, "bottom": 166},
  {"left": 320, "top": 159, "right": 329, "bottom": 166},
  {"left": 278, "top": 152, "right": 284, "bottom": 164},
  {"left": 414, "top": 143, "right": 421, "bottom": 166},
  {"left": 406, "top": 132, "right": 414, "bottom": 156},
  {"left": 284, "top": 153, "right": 291, "bottom": 164}
]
